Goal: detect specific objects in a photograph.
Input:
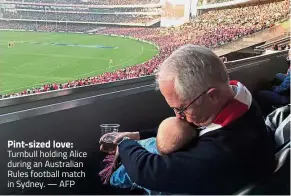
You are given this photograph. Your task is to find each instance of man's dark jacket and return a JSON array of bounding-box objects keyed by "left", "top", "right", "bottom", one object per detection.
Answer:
[{"left": 118, "top": 101, "right": 276, "bottom": 194}]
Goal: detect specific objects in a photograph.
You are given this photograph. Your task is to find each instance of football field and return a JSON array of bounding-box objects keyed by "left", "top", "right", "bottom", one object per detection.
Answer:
[{"left": 0, "top": 31, "right": 158, "bottom": 94}]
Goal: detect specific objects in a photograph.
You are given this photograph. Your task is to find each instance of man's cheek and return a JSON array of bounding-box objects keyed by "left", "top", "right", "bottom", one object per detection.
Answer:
[{"left": 186, "top": 115, "right": 196, "bottom": 124}]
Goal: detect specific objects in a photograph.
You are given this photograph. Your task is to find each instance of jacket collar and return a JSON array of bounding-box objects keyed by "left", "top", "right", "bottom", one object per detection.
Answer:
[{"left": 199, "top": 80, "right": 252, "bottom": 137}]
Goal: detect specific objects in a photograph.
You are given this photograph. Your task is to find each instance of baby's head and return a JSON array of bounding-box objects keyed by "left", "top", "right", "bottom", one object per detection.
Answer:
[{"left": 157, "top": 117, "right": 197, "bottom": 155}]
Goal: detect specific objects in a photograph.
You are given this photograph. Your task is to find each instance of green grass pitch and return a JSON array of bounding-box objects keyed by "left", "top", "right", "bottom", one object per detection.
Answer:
[{"left": 0, "top": 31, "right": 158, "bottom": 94}]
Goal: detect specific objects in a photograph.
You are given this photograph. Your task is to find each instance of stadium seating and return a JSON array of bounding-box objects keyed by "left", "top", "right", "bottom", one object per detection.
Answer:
[
  {"left": 2, "top": 12, "right": 158, "bottom": 24},
  {"left": 4, "top": 0, "right": 160, "bottom": 5},
  {"left": 197, "top": 0, "right": 234, "bottom": 6},
  {"left": 0, "top": 21, "right": 96, "bottom": 32},
  {"left": 0, "top": 0, "right": 289, "bottom": 99}
]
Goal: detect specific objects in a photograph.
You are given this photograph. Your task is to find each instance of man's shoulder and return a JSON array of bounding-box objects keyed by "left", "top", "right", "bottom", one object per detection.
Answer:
[
  {"left": 229, "top": 99, "right": 267, "bottom": 133},
  {"left": 186, "top": 100, "right": 276, "bottom": 179},
  {"left": 209, "top": 100, "right": 273, "bottom": 150},
  {"left": 199, "top": 100, "right": 267, "bottom": 139}
]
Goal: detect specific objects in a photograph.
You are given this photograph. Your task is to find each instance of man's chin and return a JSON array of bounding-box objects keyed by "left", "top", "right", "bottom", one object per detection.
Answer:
[
  {"left": 187, "top": 120, "right": 200, "bottom": 127},
  {"left": 185, "top": 117, "right": 205, "bottom": 127},
  {"left": 191, "top": 120, "right": 209, "bottom": 128},
  {"left": 189, "top": 123, "right": 200, "bottom": 129}
]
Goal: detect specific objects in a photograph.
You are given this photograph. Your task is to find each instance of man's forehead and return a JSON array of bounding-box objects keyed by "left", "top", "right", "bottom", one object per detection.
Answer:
[
  {"left": 159, "top": 81, "right": 176, "bottom": 99},
  {"left": 159, "top": 80, "right": 174, "bottom": 89},
  {"left": 159, "top": 81, "right": 185, "bottom": 108}
]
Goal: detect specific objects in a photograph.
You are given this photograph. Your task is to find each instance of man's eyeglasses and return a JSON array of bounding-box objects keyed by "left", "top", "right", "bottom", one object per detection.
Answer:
[{"left": 172, "top": 89, "right": 208, "bottom": 118}]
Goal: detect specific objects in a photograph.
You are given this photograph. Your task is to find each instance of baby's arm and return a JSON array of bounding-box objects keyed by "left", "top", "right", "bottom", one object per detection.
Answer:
[
  {"left": 110, "top": 137, "right": 159, "bottom": 188},
  {"left": 110, "top": 164, "right": 134, "bottom": 189}
]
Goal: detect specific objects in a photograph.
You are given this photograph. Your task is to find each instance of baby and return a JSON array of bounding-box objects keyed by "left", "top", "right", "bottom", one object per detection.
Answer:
[
  {"left": 110, "top": 117, "right": 197, "bottom": 194},
  {"left": 156, "top": 116, "right": 197, "bottom": 155}
]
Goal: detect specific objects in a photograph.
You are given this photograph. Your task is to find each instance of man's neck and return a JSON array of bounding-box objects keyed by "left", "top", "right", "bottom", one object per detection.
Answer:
[{"left": 200, "top": 84, "right": 236, "bottom": 127}]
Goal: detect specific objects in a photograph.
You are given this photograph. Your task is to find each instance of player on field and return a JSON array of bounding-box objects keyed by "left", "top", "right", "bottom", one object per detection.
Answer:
[
  {"left": 109, "top": 58, "right": 113, "bottom": 68},
  {"left": 8, "top": 41, "right": 15, "bottom": 49}
]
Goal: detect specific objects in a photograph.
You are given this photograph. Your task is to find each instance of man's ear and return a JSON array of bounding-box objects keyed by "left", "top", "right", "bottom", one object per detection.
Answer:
[{"left": 206, "top": 88, "right": 219, "bottom": 104}]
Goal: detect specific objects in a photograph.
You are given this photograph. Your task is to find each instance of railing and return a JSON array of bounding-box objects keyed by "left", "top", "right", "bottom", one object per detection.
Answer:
[
  {"left": 255, "top": 37, "right": 290, "bottom": 50},
  {"left": 265, "top": 32, "right": 291, "bottom": 44}
]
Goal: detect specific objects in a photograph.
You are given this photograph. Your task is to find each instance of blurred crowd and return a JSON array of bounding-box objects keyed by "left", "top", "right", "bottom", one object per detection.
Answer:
[
  {"left": 0, "top": 0, "right": 289, "bottom": 99},
  {"left": 13, "top": 7, "right": 160, "bottom": 13},
  {"left": 0, "top": 64, "right": 159, "bottom": 99},
  {"left": 5, "top": 0, "right": 160, "bottom": 5},
  {"left": 197, "top": 0, "right": 234, "bottom": 6},
  {"left": 0, "top": 21, "right": 96, "bottom": 32},
  {"left": 98, "top": 0, "right": 289, "bottom": 49},
  {"left": 3, "top": 11, "right": 159, "bottom": 24}
]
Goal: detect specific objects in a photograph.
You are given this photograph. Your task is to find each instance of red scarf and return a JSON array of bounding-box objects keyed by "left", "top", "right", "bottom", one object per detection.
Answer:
[{"left": 199, "top": 80, "right": 252, "bottom": 136}]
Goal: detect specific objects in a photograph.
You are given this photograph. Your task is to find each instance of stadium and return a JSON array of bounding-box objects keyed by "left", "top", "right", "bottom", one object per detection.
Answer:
[
  {"left": 0, "top": 0, "right": 289, "bottom": 97},
  {"left": 1, "top": 31, "right": 158, "bottom": 94},
  {"left": 0, "top": 0, "right": 290, "bottom": 195}
]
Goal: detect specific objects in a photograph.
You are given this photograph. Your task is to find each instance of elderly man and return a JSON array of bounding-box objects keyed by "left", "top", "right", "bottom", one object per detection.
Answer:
[{"left": 100, "top": 45, "right": 276, "bottom": 194}]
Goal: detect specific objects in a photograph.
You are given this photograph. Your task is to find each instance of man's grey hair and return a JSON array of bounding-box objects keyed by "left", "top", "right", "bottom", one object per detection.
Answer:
[{"left": 155, "top": 44, "right": 229, "bottom": 101}]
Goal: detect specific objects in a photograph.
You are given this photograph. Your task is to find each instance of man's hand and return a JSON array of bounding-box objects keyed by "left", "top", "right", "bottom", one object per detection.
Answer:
[{"left": 99, "top": 131, "right": 140, "bottom": 152}]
